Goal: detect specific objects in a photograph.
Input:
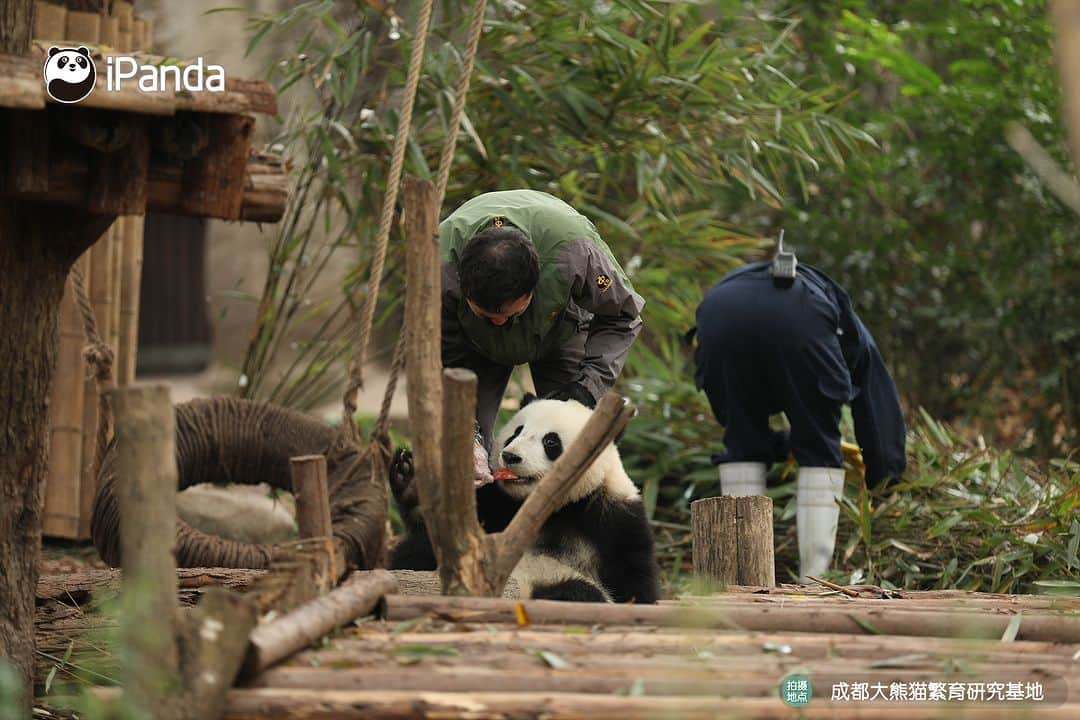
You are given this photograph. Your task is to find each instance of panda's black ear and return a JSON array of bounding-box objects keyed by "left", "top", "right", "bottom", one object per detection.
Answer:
[
  {"left": 521, "top": 393, "right": 538, "bottom": 408},
  {"left": 77, "top": 46, "right": 90, "bottom": 57},
  {"left": 49, "top": 47, "right": 61, "bottom": 57}
]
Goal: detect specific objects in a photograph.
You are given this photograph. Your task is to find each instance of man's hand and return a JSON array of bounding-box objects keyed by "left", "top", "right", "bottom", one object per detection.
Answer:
[
  {"left": 473, "top": 438, "right": 494, "bottom": 487},
  {"left": 543, "top": 382, "right": 597, "bottom": 408}
]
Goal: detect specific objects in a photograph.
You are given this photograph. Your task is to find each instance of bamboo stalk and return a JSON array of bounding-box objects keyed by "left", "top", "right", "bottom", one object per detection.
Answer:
[
  {"left": 382, "top": 594, "right": 1080, "bottom": 643},
  {"left": 43, "top": 262, "right": 88, "bottom": 538},
  {"left": 109, "top": 220, "right": 123, "bottom": 373},
  {"left": 117, "top": 214, "right": 144, "bottom": 385},
  {"left": 242, "top": 570, "right": 398, "bottom": 677}
]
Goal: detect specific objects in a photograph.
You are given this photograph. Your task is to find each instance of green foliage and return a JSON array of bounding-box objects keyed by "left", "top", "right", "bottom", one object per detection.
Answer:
[
  {"left": 236, "top": 0, "right": 869, "bottom": 404},
  {"left": 0, "top": 660, "right": 23, "bottom": 720},
  {"left": 779, "top": 0, "right": 1080, "bottom": 453}
]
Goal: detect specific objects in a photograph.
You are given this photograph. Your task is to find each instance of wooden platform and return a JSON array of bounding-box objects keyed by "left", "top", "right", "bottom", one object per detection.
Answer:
[{"left": 35, "top": 570, "right": 1080, "bottom": 718}]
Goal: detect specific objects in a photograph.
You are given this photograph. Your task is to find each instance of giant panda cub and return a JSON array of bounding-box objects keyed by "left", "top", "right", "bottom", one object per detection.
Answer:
[{"left": 390, "top": 395, "right": 660, "bottom": 603}]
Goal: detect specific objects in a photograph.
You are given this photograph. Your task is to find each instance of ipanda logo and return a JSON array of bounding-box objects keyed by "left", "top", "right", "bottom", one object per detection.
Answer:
[
  {"left": 43, "top": 46, "right": 95, "bottom": 103},
  {"left": 44, "top": 46, "right": 226, "bottom": 104}
]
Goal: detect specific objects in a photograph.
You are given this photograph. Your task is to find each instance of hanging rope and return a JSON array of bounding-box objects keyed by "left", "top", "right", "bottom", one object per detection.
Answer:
[
  {"left": 357, "top": 0, "right": 489, "bottom": 456},
  {"left": 340, "top": 0, "right": 437, "bottom": 439}
]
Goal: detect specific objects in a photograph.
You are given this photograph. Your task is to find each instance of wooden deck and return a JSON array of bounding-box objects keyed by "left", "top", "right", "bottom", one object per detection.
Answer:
[{"left": 36, "top": 570, "right": 1080, "bottom": 718}]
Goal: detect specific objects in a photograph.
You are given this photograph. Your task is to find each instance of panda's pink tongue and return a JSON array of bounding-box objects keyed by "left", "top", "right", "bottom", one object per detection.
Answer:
[{"left": 493, "top": 468, "right": 519, "bottom": 482}]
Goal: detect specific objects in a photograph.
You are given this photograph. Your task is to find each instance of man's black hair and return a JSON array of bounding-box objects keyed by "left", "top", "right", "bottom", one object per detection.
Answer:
[{"left": 458, "top": 225, "right": 540, "bottom": 311}]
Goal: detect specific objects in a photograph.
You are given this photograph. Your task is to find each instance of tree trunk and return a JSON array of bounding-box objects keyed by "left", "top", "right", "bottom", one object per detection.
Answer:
[
  {"left": 0, "top": 201, "right": 111, "bottom": 708},
  {"left": 0, "top": 0, "right": 33, "bottom": 55}
]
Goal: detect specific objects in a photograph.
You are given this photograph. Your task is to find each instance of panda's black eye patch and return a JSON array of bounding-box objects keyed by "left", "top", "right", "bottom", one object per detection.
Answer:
[
  {"left": 58, "top": 55, "right": 68, "bottom": 65},
  {"left": 77, "top": 57, "right": 87, "bottom": 68},
  {"left": 542, "top": 432, "right": 562, "bottom": 461},
  {"left": 503, "top": 425, "right": 523, "bottom": 448}
]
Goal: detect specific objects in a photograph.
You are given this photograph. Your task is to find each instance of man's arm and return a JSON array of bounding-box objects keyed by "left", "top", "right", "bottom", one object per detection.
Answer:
[{"left": 557, "top": 239, "right": 645, "bottom": 403}]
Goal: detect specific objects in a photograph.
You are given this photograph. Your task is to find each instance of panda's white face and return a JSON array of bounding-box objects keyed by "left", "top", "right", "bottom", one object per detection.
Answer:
[
  {"left": 492, "top": 398, "right": 638, "bottom": 503},
  {"left": 45, "top": 48, "right": 93, "bottom": 84}
]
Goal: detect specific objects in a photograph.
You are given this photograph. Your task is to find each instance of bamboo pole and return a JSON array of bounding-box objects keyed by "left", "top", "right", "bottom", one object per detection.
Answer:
[
  {"left": 242, "top": 570, "right": 398, "bottom": 677},
  {"left": 117, "top": 215, "right": 144, "bottom": 385},
  {"left": 692, "top": 495, "right": 775, "bottom": 588},
  {"left": 43, "top": 262, "right": 88, "bottom": 538},
  {"left": 109, "top": 220, "right": 123, "bottom": 370},
  {"left": 381, "top": 594, "right": 1080, "bottom": 643}
]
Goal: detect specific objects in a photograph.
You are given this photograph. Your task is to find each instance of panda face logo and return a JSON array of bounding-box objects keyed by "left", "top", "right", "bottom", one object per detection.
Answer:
[{"left": 43, "top": 46, "right": 96, "bottom": 104}]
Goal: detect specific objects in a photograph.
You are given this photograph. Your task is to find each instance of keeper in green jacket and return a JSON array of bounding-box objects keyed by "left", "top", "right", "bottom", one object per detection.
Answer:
[{"left": 440, "top": 190, "right": 645, "bottom": 483}]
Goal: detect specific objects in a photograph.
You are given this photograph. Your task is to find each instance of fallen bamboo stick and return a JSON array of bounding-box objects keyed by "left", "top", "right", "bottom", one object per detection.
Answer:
[
  {"left": 381, "top": 594, "right": 1080, "bottom": 643},
  {"left": 242, "top": 570, "right": 398, "bottom": 677}
]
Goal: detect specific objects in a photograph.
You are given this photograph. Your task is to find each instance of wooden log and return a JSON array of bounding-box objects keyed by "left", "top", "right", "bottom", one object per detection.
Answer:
[
  {"left": 381, "top": 594, "right": 1080, "bottom": 643},
  {"left": 0, "top": 145, "right": 287, "bottom": 222},
  {"left": 114, "top": 1, "right": 133, "bottom": 53},
  {"left": 117, "top": 215, "right": 144, "bottom": 385},
  {"left": 132, "top": 18, "right": 148, "bottom": 54},
  {"left": 180, "top": 114, "right": 254, "bottom": 220},
  {"left": 111, "top": 383, "right": 181, "bottom": 719},
  {"left": 249, "top": 664, "right": 1070, "bottom": 697},
  {"left": 32, "top": 2, "right": 66, "bottom": 42},
  {"left": 691, "top": 496, "right": 775, "bottom": 588},
  {"left": 180, "top": 689, "right": 1080, "bottom": 720},
  {"left": 64, "top": 10, "right": 100, "bottom": 44},
  {"left": 42, "top": 264, "right": 88, "bottom": 538},
  {"left": 242, "top": 570, "right": 398, "bottom": 677},
  {"left": 176, "top": 587, "right": 258, "bottom": 720},
  {"left": 109, "top": 218, "right": 123, "bottom": 370}
]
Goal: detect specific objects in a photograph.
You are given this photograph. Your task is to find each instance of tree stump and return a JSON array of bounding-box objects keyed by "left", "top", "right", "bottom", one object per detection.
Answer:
[{"left": 691, "top": 496, "right": 775, "bottom": 588}]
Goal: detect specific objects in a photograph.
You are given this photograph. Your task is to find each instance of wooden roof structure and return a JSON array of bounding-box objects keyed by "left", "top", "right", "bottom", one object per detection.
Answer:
[
  {"left": 34, "top": 568, "right": 1080, "bottom": 719},
  {"left": 0, "top": 43, "right": 286, "bottom": 223}
]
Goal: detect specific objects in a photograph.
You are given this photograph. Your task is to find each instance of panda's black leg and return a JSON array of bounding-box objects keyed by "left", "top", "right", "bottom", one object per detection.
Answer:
[
  {"left": 388, "top": 447, "right": 418, "bottom": 517},
  {"left": 530, "top": 579, "right": 610, "bottom": 603}
]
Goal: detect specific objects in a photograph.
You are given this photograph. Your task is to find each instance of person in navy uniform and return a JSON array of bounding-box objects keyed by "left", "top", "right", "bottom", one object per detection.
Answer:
[{"left": 693, "top": 259, "right": 906, "bottom": 581}]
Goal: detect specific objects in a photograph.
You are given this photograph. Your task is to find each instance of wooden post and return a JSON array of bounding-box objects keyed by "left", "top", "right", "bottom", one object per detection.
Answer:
[
  {"left": 691, "top": 496, "right": 775, "bottom": 588},
  {"left": 1051, "top": 0, "right": 1080, "bottom": 172},
  {"left": 111, "top": 383, "right": 181, "bottom": 719},
  {"left": 114, "top": 1, "right": 133, "bottom": 53},
  {"left": 436, "top": 368, "right": 487, "bottom": 595},
  {"left": 117, "top": 216, "right": 144, "bottom": 385},
  {"left": 291, "top": 454, "right": 336, "bottom": 589},
  {"left": 402, "top": 175, "right": 443, "bottom": 547}
]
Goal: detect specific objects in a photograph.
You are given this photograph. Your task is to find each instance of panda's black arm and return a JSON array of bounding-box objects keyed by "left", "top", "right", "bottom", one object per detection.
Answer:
[{"left": 475, "top": 483, "right": 523, "bottom": 533}]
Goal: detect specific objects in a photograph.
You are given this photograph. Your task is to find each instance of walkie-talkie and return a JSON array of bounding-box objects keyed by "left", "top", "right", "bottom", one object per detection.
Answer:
[{"left": 770, "top": 229, "right": 797, "bottom": 288}]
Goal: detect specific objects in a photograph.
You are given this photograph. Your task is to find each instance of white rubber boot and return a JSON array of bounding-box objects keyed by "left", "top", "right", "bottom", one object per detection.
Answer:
[
  {"left": 797, "top": 466, "right": 846, "bottom": 582},
  {"left": 718, "top": 462, "right": 767, "bottom": 497}
]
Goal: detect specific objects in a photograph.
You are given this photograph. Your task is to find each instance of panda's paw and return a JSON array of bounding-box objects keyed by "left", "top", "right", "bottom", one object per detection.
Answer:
[{"left": 389, "top": 447, "right": 417, "bottom": 509}]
